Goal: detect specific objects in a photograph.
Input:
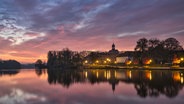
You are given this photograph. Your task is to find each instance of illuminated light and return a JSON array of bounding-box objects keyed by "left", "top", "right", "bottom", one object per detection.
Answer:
[
  {"left": 84, "top": 60, "right": 88, "bottom": 64},
  {"left": 181, "top": 58, "right": 184, "bottom": 61},
  {"left": 181, "top": 76, "right": 183, "bottom": 84},
  {"left": 128, "top": 71, "right": 132, "bottom": 79},
  {"left": 109, "top": 73, "right": 111, "bottom": 79},
  {"left": 109, "top": 72, "right": 111, "bottom": 79},
  {"left": 173, "top": 72, "right": 180, "bottom": 81},
  {"left": 149, "top": 71, "right": 152, "bottom": 80},
  {"left": 85, "top": 72, "right": 88, "bottom": 78},
  {"left": 146, "top": 71, "right": 152, "bottom": 80},
  {"left": 104, "top": 61, "right": 107, "bottom": 64},
  {"left": 145, "top": 59, "right": 152, "bottom": 65},
  {"left": 96, "top": 71, "right": 99, "bottom": 78},
  {"left": 115, "top": 71, "right": 117, "bottom": 78},
  {"left": 180, "top": 73, "right": 183, "bottom": 84},
  {"left": 126, "top": 61, "right": 132, "bottom": 65},
  {"left": 106, "top": 58, "right": 111, "bottom": 62},
  {"left": 107, "top": 71, "right": 111, "bottom": 79},
  {"left": 173, "top": 58, "right": 181, "bottom": 64},
  {"left": 114, "top": 61, "right": 117, "bottom": 64},
  {"left": 104, "top": 71, "right": 106, "bottom": 78},
  {"left": 95, "top": 60, "right": 99, "bottom": 64}
]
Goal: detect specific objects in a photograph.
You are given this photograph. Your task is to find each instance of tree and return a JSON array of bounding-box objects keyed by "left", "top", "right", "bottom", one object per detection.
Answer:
[
  {"left": 135, "top": 38, "right": 148, "bottom": 52},
  {"left": 134, "top": 38, "right": 148, "bottom": 65},
  {"left": 164, "top": 38, "right": 183, "bottom": 51},
  {"left": 61, "top": 48, "right": 73, "bottom": 67},
  {"left": 0, "top": 60, "right": 21, "bottom": 69},
  {"left": 35, "top": 59, "right": 43, "bottom": 65},
  {"left": 85, "top": 52, "right": 100, "bottom": 63},
  {"left": 47, "top": 48, "right": 83, "bottom": 69},
  {"left": 35, "top": 59, "right": 46, "bottom": 69},
  {"left": 148, "top": 38, "right": 160, "bottom": 49}
]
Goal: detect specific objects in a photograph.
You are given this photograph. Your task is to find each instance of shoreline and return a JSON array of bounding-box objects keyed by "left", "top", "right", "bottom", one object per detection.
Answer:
[{"left": 84, "top": 65, "right": 184, "bottom": 70}]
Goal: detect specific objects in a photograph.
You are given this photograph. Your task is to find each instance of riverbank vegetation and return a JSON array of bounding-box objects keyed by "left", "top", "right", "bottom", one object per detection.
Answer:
[
  {"left": 37, "top": 37, "right": 184, "bottom": 70},
  {"left": 0, "top": 60, "right": 21, "bottom": 69}
]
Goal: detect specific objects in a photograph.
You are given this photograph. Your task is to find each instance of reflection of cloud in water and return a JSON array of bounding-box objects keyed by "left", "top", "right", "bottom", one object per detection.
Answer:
[
  {"left": 0, "top": 88, "right": 46, "bottom": 104},
  {"left": 0, "top": 80, "right": 17, "bottom": 85},
  {"left": 117, "top": 95, "right": 144, "bottom": 102}
]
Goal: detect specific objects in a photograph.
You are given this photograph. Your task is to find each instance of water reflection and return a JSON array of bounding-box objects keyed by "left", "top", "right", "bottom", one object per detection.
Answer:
[
  {"left": 0, "top": 70, "right": 20, "bottom": 77},
  {"left": 35, "top": 69, "right": 46, "bottom": 77},
  {"left": 0, "top": 88, "right": 46, "bottom": 104},
  {"left": 45, "top": 69, "right": 184, "bottom": 98}
]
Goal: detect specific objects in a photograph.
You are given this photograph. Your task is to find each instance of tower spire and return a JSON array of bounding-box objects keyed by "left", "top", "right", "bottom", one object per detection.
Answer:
[{"left": 112, "top": 43, "right": 115, "bottom": 50}]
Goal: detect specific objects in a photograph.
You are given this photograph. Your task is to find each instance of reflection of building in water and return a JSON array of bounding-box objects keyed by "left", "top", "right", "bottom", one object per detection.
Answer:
[{"left": 47, "top": 69, "right": 184, "bottom": 98}]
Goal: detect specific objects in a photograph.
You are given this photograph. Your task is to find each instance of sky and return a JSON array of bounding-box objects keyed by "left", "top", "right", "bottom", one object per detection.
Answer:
[{"left": 0, "top": 0, "right": 184, "bottom": 63}]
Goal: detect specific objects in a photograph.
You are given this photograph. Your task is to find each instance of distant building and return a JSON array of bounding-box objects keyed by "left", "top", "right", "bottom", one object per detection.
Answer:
[
  {"left": 109, "top": 43, "right": 119, "bottom": 54},
  {"left": 85, "top": 43, "right": 120, "bottom": 64},
  {"left": 116, "top": 51, "right": 134, "bottom": 63}
]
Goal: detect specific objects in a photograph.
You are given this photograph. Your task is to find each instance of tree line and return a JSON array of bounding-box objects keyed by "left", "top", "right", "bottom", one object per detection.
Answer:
[
  {"left": 47, "top": 48, "right": 83, "bottom": 69},
  {"left": 134, "top": 37, "right": 183, "bottom": 65},
  {"left": 35, "top": 37, "right": 184, "bottom": 69},
  {"left": 46, "top": 69, "right": 184, "bottom": 98},
  {"left": 0, "top": 60, "right": 21, "bottom": 69}
]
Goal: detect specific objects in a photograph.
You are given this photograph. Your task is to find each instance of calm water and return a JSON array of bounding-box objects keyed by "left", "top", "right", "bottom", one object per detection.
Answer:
[{"left": 0, "top": 69, "right": 184, "bottom": 104}]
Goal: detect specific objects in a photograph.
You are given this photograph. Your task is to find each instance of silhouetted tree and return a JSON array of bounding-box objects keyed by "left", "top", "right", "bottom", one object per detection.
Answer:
[
  {"left": 0, "top": 60, "right": 21, "bottom": 69},
  {"left": 135, "top": 38, "right": 148, "bottom": 52},
  {"left": 134, "top": 37, "right": 183, "bottom": 65},
  {"left": 148, "top": 38, "right": 160, "bottom": 50},
  {"left": 47, "top": 48, "right": 82, "bottom": 69},
  {"left": 164, "top": 38, "right": 183, "bottom": 51},
  {"left": 35, "top": 59, "right": 46, "bottom": 69},
  {"left": 46, "top": 68, "right": 184, "bottom": 98},
  {"left": 134, "top": 38, "right": 148, "bottom": 65},
  {"left": 86, "top": 52, "right": 101, "bottom": 63},
  {"left": 61, "top": 48, "right": 73, "bottom": 67},
  {"left": 35, "top": 59, "right": 43, "bottom": 65}
]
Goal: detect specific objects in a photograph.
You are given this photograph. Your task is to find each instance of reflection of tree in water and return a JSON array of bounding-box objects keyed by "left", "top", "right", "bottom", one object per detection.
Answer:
[
  {"left": 35, "top": 69, "right": 46, "bottom": 76},
  {"left": 46, "top": 69, "right": 184, "bottom": 98},
  {"left": 47, "top": 69, "right": 84, "bottom": 88},
  {"left": 132, "top": 71, "right": 184, "bottom": 98},
  {"left": 47, "top": 68, "right": 119, "bottom": 91},
  {"left": 135, "top": 83, "right": 148, "bottom": 98},
  {"left": 0, "top": 70, "right": 20, "bottom": 77}
]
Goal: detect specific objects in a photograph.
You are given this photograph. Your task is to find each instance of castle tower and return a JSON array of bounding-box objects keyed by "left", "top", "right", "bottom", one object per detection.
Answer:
[
  {"left": 109, "top": 43, "right": 119, "bottom": 54},
  {"left": 112, "top": 43, "right": 115, "bottom": 50}
]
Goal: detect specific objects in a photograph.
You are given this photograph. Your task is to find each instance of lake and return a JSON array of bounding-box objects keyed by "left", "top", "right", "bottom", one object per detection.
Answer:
[{"left": 0, "top": 69, "right": 184, "bottom": 104}]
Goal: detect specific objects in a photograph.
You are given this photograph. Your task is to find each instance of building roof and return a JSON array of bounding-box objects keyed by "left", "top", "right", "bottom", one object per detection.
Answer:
[{"left": 117, "top": 51, "right": 135, "bottom": 57}]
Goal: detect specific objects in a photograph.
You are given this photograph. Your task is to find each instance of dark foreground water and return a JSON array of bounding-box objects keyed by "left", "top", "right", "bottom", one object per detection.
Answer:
[{"left": 0, "top": 69, "right": 184, "bottom": 104}]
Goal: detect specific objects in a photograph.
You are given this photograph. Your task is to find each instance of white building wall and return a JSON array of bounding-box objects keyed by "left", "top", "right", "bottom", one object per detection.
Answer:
[{"left": 116, "top": 57, "right": 129, "bottom": 63}]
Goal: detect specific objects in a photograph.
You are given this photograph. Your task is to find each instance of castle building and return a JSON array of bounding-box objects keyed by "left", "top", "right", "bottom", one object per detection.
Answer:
[
  {"left": 109, "top": 43, "right": 119, "bottom": 54},
  {"left": 84, "top": 43, "right": 120, "bottom": 64}
]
